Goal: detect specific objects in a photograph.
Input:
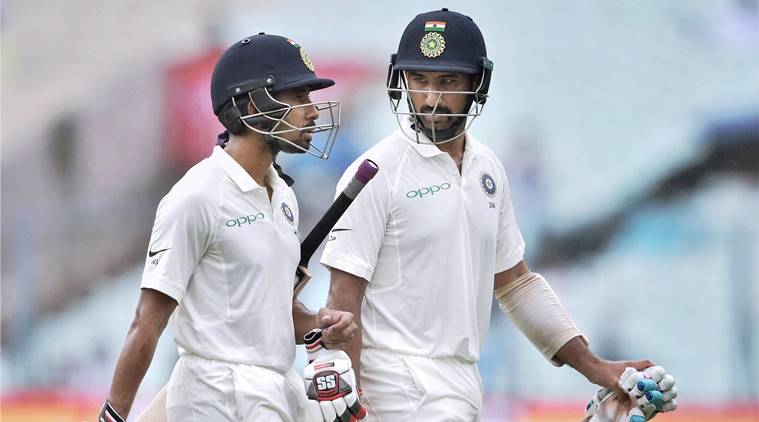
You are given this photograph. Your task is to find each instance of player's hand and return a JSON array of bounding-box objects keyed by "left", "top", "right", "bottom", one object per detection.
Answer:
[
  {"left": 584, "top": 359, "right": 654, "bottom": 407},
  {"left": 583, "top": 365, "right": 678, "bottom": 422},
  {"left": 316, "top": 308, "right": 358, "bottom": 350},
  {"left": 99, "top": 400, "right": 126, "bottom": 422},
  {"left": 303, "top": 329, "right": 367, "bottom": 422}
]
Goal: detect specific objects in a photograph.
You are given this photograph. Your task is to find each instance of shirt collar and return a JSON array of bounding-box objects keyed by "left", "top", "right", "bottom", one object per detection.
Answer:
[
  {"left": 398, "top": 119, "right": 483, "bottom": 159},
  {"left": 212, "top": 146, "right": 284, "bottom": 193},
  {"left": 463, "top": 132, "right": 485, "bottom": 156},
  {"left": 397, "top": 120, "right": 447, "bottom": 158}
]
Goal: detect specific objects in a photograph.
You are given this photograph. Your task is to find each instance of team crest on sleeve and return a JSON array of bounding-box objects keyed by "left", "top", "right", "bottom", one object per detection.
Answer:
[
  {"left": 281, "top": 202, "right": 295, "bottom": 224},
  {"left": 480, "top": 172, "right": 497, "bottom": 198}
]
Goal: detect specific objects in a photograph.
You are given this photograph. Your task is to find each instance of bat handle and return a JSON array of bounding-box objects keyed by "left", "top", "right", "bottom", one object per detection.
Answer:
[
  {"left": 355, "top": 159, "right": 379, "bottom": 184},
  {"left": 294, "top": 265, "right": 312, "bottom": 297}
]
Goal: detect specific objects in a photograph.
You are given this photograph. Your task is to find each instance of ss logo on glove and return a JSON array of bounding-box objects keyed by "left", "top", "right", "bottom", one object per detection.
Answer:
[{"left": 316, "top": 373, "right": 338, "bottom": 392}]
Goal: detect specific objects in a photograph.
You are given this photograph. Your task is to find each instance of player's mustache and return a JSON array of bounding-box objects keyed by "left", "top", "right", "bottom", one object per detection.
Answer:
[
  {"left": 301, "top": 120, "right": 317, "bottom": 131},
  {"left": 419, "top": 105, "right": 452, "bottom": 115}
]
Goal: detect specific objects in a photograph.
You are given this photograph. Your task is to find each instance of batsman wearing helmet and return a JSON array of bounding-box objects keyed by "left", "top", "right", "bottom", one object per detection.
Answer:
[
  {"left": 100, "top": 34, "right": 357, "bottom": 422},
  {"left": 320, "top": 9, "right": 677, "bottom": 422}
]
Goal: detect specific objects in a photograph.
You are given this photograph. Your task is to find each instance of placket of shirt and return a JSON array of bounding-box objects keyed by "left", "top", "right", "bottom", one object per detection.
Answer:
[
  {"left": 439, "top": 151, "right": 462, "bottom": 187},
  {"left": 460, "top": 149, "right": 477, "bottom": 190},
  {"left": 443, "top": 145, "right": 476, "bottom": 192},
  {"left": 268, "top": 182, "right": 289, "bottom": 234},
  {"left": 248, "top": 186, "right": 271, "bottom": 217}
]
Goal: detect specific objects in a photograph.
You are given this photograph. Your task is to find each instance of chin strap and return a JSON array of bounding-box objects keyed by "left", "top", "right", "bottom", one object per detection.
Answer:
[
  {"left": 273, "top": 160, "right": 294, "bottom": 186},
  {"left": 264, "top": 135, "right": 295, "bottom": 186},
  {"left": 217, "top": 130, "right": 230, "bottom": 146},
  {"left": 263, "top": 134, "right": 282, "bottom": 155}
]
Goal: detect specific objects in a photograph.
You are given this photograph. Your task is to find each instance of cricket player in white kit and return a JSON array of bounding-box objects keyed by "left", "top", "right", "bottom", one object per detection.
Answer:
[
  {"left": 100, "top": 34, "right": 358, "bottom": 422},
  {"left": 320, "top": 9, "right": 677, "bottom": 422}
]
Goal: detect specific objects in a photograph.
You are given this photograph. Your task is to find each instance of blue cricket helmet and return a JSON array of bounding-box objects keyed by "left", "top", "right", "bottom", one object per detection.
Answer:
[
  {"left": 211, "top": 33, "right": 334, "bottom": 116},
  {"left": 387, "top": 8, "right": 493, "bottom": 144},
  {"left": 388, "top": 8, "right": 493, "bottom": 104},
  {"left": 210, "top": 33, "right": 341, "bottom": 159}
]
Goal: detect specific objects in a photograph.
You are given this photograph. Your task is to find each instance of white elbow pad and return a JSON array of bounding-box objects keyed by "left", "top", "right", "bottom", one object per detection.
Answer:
[{"left": 494, "top": 272, "right": 588, "bottom": 366}]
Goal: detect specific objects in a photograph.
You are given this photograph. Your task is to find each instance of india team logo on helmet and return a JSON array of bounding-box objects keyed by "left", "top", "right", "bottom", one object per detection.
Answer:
[
  {"left": 281, "top": 202, "right": 295, "bottom": 224},
  {"left": 287, "top": 38, "right": 316, "bottom": 72},
  {"left": 300, "top": 49, "right": 315, "bottom": 71},
  {"left": 480, "top": 172, "right": 496, "bottom": 198},
  {"left": 420, "top": 32, "right": 445, "bottom": 58},
  {"left": 420, "top": 21, "right": 446, "bottom": 58}
]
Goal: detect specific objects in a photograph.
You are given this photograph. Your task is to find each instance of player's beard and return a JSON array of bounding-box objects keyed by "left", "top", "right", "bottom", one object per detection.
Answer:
[
  {"left": 414, "top": 105, "right": 468, "bottom": 142},
  {"left": 417, "top": 105, "right": 456, "bottom": 130},
  {"left": 278, "top": 120, "right": 315, "bottom": 154}
]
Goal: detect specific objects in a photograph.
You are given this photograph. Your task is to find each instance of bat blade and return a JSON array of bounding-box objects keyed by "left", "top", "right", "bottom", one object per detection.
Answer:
[
  {"left": 133, "top": 385, "right": 167, "bottom": 422},
  {"left": 294, "top": 265, "right": 312, "bottom": 297}
]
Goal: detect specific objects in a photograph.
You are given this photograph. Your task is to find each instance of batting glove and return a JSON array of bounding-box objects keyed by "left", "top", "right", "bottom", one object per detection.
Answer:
[
  {"left": 99, "top": 400, "right": 126, "bottom": 422},
  {"left": 583, "top": 366, "right": 677, "bottom": 422},
  {"left": 303, "top": 328, "right": 367, "bottom": 422}
]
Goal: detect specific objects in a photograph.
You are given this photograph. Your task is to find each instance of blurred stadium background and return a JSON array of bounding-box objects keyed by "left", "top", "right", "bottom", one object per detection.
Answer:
[{"left": 2, "top": 0, "right": 758, "bottom": 421}]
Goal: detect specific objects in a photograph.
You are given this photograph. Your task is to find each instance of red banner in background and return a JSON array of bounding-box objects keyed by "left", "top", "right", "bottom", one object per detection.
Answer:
[
  {"left": 163, "top": 48, "right": 224, "bottom": 170},
  {"left": 306, "top": 61, "right": 380, "bottom": 102},
  {"left": 1, "top": 390, "right": 100, "bottom": 422}
]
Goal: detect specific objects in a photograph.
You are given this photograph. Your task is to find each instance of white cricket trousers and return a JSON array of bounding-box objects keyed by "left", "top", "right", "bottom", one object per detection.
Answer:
[
  {"left": 360, "top": 347, "right": 483, "bottom": 422},
  {"left": 165, "top": 353, "right": 307, "bottom": 422}
]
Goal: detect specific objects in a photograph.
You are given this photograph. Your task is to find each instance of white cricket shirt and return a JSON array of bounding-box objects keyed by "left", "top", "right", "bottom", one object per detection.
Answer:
[
  {"left": 141, "top": 146, "right": 300, "bottom": 371},
  {"left": 321, "top": 128, "right": 525, "bottom": 362}
]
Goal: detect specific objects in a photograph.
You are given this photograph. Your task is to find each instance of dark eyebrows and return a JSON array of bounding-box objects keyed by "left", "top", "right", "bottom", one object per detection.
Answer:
[{"left": 407, "top": 71, "right": 460, "bottom": 80}]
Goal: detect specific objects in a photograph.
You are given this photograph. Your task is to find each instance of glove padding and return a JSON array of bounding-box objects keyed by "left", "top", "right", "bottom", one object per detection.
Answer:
[
  {"left": 99, "top": 400, "right": 126, "bottom": 422},
  {"left": 303, "top": 329, "right": 366, "bottom": 422},
  {"left": 583, "top": 366, "right": 678, "bottom": 422}
]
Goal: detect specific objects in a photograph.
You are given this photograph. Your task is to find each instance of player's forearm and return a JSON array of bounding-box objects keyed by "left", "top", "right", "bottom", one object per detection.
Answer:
[
  {"left": 553, "top": 336, "right": 608, "bottom": 385},
  {"left": 107, "top": 322, "right": 163, "bottom": 417},
  {"left": 293, "top": 299, "right": 317, "bottom": 344},
  {"left": 323, "top": 305, "right": 364, "bottom": 384},
  {"left": 342, "top": 323, "right": 364, "bottom": 385},
  {"left": 325, "top": 268, "right": 368, "bottom": 385}
]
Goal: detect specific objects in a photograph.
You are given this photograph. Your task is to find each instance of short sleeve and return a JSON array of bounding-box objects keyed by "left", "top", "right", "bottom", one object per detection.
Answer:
[
  {"left": 495, "top": 172, "right": 526, "bottom": 274},
  {"left": 140, "top": 191, "right": 213, "bottom": 303},
  {"left": 320, "top": 160, "right": 390, "bottom": 282}
]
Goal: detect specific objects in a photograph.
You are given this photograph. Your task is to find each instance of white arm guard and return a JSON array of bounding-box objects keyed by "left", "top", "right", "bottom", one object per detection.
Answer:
[{"left": 494, "top": 272, "right": 588, "bottom": 366}]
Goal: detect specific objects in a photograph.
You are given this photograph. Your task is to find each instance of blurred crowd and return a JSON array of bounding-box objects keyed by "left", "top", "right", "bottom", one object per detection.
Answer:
[{"left": 2, "top": 0, "right": 758, "bottom": 420}]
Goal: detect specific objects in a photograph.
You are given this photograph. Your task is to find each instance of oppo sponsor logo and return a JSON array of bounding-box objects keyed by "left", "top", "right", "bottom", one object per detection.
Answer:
[
  {"left": 406, "top": 182, "right": 451, "bottom": 199},
  {"left": 226, "top": 213, "right": 265, "bottom": 227}
]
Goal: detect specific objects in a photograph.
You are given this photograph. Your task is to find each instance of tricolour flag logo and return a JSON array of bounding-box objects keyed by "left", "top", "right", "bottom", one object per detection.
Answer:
[{"left": 424, "top": 21, "right": 446, "bottom": 32}]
